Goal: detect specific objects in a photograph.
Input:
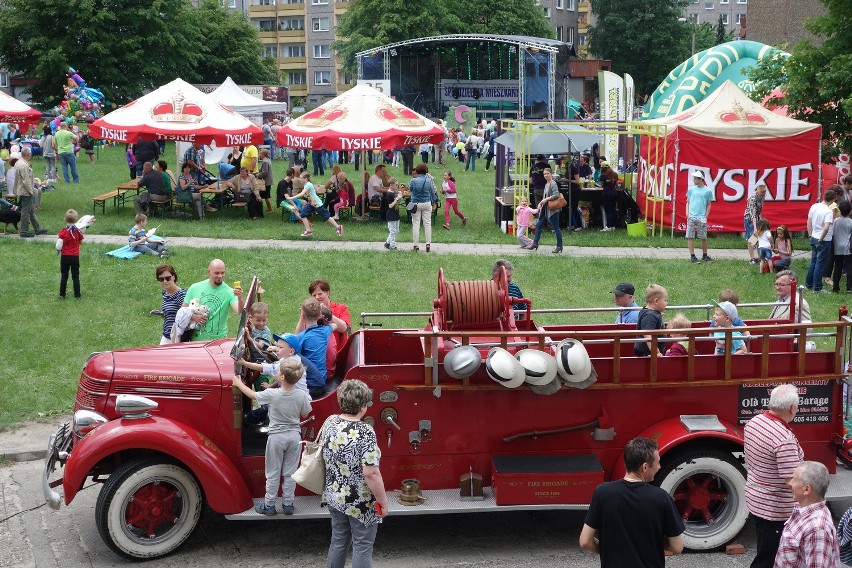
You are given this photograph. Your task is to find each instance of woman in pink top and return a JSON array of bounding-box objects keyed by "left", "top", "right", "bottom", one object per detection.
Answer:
[{"left": 441, "top": 171, "right": 467, "bottom": 229}]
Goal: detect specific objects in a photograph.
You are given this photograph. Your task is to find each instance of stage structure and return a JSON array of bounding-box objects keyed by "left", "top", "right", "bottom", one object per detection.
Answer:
[{"left": 357, "top": 35, "right": 575, "bottom": 121}]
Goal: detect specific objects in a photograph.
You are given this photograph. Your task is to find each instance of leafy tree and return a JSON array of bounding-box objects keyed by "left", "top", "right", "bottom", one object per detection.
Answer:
[
  {"left": 190, "top": 0, "right": 277, "bottom": 86},
  {"left": 333, "top": 0, "right": 553, "bottom": 72},
  {"left": 0, "top": 0, "right": 275, "bottom": 106},
  {"left": 748, "top": 0, "right": 852, "bottom": 155},
  {"left": 589, "top": 0, "right": 691, "bottom": 97},
  {"left": 0, "top": 0, "right": 201, "bottom": 105}
]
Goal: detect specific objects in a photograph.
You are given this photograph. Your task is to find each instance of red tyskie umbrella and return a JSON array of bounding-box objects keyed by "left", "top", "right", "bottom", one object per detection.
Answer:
[
  {"left": 277, "top": 84, "right": 444, "bottom": 151},
  {"left": 89, "top": 78, "right": 262, "bottom": 146},
  {"left": 0, "top": 90, "right": 42, "bottom": 129}
]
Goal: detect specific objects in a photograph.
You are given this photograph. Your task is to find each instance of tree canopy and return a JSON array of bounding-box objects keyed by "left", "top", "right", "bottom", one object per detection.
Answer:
[
  {"left": 333, "top": 0, "right": 554, "bottom": 72},
  {"left": 747, "top": 0, "right": 852, "bottom": 155},
  {"left": 589, "top": 0, "right": 690, "bottom": 97},
  {"left": 0, "top": 0, "right": 274, "bottom": 106}
]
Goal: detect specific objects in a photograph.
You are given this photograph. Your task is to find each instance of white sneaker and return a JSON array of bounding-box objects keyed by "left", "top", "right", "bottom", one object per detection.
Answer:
[
  {"left": 301, "top": 230, "right": 313, "bottom": 237},
  {"left": 337, "top": 225, "right": 343, "bottom": 237}
]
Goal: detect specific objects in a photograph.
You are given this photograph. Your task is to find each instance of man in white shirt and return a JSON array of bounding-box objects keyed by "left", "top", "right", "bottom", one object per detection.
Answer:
[{"left": 805, "top": 189, "right": 836, "bottom": 293}]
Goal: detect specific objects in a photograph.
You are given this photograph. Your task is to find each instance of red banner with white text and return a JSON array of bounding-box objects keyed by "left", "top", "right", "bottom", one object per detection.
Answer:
[{"left": 637, "top": 129, "right": 822, "bottom": 232}]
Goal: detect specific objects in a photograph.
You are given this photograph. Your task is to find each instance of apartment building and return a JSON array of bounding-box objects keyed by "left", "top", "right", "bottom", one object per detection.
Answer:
[
  {"left": 746, "top": 0, "right": 824, "bottom": 47},
  {"left": 683, "top": 0, "right": 748, "bottom": 35},
  {"left": 243, "top": 0, "right": 579, "bottom": 105}
]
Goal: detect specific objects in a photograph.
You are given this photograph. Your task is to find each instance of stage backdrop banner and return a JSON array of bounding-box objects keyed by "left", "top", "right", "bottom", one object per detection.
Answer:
[
  {"left": 439, "top": 80, "right": 520, "bottom": 103},
  {"left": 638, "top": 130, "right": 820, "bottom": 232}
]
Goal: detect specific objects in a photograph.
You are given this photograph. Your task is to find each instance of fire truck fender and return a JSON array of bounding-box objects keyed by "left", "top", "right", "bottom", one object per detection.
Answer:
[
  {"left": 63, "top": 416, "right": 252, "bottom": 513},
  {"left": 609, "top": 416, "right": 744, "bottom": 480}
]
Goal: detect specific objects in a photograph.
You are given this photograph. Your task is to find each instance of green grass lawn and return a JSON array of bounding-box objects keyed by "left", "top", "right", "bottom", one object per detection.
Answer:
[
  {"left": 0, "top": 231, "right": 841, "bottom": 430},
  {"left": 19, "top": 144, "right": 810, "bottom": 250}
]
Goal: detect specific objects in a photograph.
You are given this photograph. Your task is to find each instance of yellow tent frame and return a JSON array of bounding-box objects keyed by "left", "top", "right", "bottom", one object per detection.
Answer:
[{"left": 498, "top": 119, "right": 671, "bottom": 237}]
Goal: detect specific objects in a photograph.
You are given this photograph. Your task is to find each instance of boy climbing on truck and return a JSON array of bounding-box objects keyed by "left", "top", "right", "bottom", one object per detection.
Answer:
[
  {"left": 295, "top": 298, "right": 334, "bottom": 399},
  {"left": 232, "top": 358, "right": 311, "bottom": 516}
]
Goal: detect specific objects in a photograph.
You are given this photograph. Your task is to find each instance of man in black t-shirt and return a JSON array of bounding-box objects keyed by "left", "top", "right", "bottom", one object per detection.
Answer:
[
  {"left": 580, "top": 437, "right": 684, "bottom": 567},
  {"left": 529, "top": 155, "right": 549, "bottom": 207}
]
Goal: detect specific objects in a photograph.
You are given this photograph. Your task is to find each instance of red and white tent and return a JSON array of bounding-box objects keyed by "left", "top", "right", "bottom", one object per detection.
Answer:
[
  {"left": 0, "top": 90, "right": 41, "bottom": 129},
  {"left": 277, "top": 84, "right": 444, "bottom": 151},
  {"left": 89, "top": 78, "right": 262, "bottom": 146},
  {"left": 638, "top": 80, "right": 822, "bottom": 233}
]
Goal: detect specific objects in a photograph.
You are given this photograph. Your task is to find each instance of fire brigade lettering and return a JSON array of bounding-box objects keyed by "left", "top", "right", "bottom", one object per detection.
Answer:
[
  {"left": 339, "top": 137, "right": 382, "bottom": 150},
  {"left": 225, "top": 133, "right": 253, "bottom": 145},
  {"left": 143, "top": 374, "right": 185, "bottom": 382}
]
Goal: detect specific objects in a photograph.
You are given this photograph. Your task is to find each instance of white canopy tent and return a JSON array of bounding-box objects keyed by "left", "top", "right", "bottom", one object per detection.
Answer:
[{"left": 179, "top": 77, "right": 289, "bottom": 166}]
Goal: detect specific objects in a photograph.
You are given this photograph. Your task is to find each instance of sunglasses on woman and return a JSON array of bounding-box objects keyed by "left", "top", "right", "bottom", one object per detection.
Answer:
[{"left": 157, "top": 275, "right": 174, "bottom": 282}]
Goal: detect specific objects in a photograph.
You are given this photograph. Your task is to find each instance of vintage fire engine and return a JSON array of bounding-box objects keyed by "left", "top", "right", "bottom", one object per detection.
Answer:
[{"left": 43, "top": 271, "right": 852, "bottom": 560}]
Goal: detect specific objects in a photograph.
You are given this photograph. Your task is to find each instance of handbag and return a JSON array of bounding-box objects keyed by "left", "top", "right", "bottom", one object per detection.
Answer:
[
  {"left": 548, "top": 193, "right": 567, "bottom": 211},
  {"left": 292, "top": 416, "right": 333, "bottom": 494},
  {"left": 406, "top": 200, "right": 417, "bottom": 212}
]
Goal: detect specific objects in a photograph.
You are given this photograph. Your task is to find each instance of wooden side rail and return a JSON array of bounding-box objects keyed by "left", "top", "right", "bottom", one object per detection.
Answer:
[{"left": 394, "top": 320, "right": 852, "bottom": 388}]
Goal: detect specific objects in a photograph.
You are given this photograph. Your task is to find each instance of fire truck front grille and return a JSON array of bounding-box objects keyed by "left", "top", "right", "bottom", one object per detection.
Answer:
[{"left": 74, "top": 373, "right": 110, "bottom": 412}]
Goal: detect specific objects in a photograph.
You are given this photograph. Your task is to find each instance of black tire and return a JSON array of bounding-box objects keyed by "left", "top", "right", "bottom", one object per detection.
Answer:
[
  {"left": 655, "top": 449, "right": 748, "bottom": 551},
  {"left": 95, "top": 457, "right": 203, "bottom": 560}
]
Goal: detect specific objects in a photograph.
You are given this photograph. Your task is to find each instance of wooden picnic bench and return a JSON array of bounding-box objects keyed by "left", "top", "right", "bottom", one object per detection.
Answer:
[{"left": 92, "top": 189, "right": 128, "bottom": 214}]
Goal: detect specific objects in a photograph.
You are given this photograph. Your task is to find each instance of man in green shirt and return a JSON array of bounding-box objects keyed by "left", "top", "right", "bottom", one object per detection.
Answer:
[
  {"left": 54, "top": 122, "right": 79, "bottom": 183},
  {"left": 182, "top": 259, "right": 244, "bottom": 341}
]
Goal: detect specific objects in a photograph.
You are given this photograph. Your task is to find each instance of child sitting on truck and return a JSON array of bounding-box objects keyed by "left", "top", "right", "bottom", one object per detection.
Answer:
[
  {"left": 711, "top": 300, "right": 748, "bottom": 355},
  {"left": 634, "top": 284, "right": 668, "bottom": 357},
  {"left": 296, "top": 298, "right": 334, "bottom": 399},
  {"left": 664, "top": 313, "right": 695, "bottom": 356},
  {"left": 232, "top": 358, "right": 311, "bottom": 516},
  {"left": 240, "top": 333, "right": 316, "bottom": 427}
]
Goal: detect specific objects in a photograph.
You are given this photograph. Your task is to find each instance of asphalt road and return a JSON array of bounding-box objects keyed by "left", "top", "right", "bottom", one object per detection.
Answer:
[{"left": 0, "top": 459, "right": 769, "bottom": 568}]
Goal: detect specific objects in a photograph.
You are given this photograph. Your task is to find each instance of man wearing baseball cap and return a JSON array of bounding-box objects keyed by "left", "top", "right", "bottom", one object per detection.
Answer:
[
  {"left": 613, "top": 282, "right": 639, "bottom": 324},
  {"left": 686, "top": 170, "right": 714, "bottom": 264}
]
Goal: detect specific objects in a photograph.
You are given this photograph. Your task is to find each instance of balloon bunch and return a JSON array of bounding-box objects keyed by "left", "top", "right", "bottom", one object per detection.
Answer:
[{"left": 48, "top": 67, "right": 110, "bottom": 127}]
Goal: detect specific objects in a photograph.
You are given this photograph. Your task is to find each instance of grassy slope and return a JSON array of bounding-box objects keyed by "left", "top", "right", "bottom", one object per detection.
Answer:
[{"left": 0, "top": 145, "right": 833, "bottom": 428}]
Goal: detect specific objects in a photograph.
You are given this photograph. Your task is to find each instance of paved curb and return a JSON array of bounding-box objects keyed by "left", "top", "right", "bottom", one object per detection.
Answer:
[{"left": 5, "top": 232, "right": 766, "bottom": 260}]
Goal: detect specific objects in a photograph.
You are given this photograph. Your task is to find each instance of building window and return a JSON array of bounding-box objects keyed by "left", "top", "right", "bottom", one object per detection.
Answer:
[
  {"left": 254, "top": 0, "right": 275, "bottom": 5},
  {"left": 256, "top": 18, "right": 276, "bottom": 31},
  {"left": 289, "top": 72, "right": 306, "bottom": 85},
  {"left": 736, "top": 0, "right": 746, "bottom": 3},
  {"left": 262, "top": 45, "right": 277, "bottom": 57},
  {"left": 282, "top": 43, "right": 305, "bottom": 57},
  {"left": 343, "top": 72, "right": 353, "bottom": 84},
  {"left": 689, "top": 13, "right": 699, "bottom": 23},
  {"left": 543, "top": 6, "right": 551, "bottom": 17},
  {"left": 720, "top": 13, "right": 729, "bottom": 24},
  {"left": 221, "top": 0, "right": 237, "bottom": 7},
  {"left": 0, "top": 72, "right": 7, "bottom": 88},
  {"left": 736, "top": 13, "right": 746, "bottom": 25},
  {"left": 314, "top": 71, "right": 331, "bottom": 85},
  {"left": 311, "top": 0, "right": 329, "bottom": 4},
  {"left": 567, "top": 0, "right": 575, "bottom": 8},
  {"left": 579, "top": 34, "right": 587, "bottom": 46},
  {"left": 567, "top": 26, "right": 575, "bottom": 44},
  {"left": 556, "top": 26, "right": 563, "bottom": 41},
  {"left": 704, "top": 2, "right": 714, "bottom": 8},
  {"left": 279, "top": 17, "right": 304, "bottom": 30},
  {"left": 313, "top": 44, "right": 330, "bottom": 58},
  {"left": 283, "top": 0, "right": 304, "bottom": 4},
  {"left": 720, "top": 0, "right": 729, "bottom": 3},
  {"left": 312, "top": 17, "right": 330, "bottom": 31},
  {"left": 556, "top": 0, "right": 563, "bottom": 9}
]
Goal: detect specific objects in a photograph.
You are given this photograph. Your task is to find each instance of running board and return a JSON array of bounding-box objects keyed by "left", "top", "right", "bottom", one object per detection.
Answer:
[{"left": 225, "top": 488, "right": 590, "bottom": 520}]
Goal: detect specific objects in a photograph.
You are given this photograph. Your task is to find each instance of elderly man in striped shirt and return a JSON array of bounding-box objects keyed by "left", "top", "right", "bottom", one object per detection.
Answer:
[
  {"left": 744, "top": 383, "right": 804, "bottom": 568},
  {"left": 774, "top": 461, "right": 839, "bottom": 567}
]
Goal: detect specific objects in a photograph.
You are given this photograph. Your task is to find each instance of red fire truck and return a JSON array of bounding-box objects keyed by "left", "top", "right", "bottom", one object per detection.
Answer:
[{"left": 43, "top": 272, "right": 852, "bottom": 560}]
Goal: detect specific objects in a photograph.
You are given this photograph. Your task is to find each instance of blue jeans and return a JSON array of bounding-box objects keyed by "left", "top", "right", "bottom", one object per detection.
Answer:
[
  {"left": 59, "top": 152, "right": 79, "bottom": 183},
  {"left": 806, "top": 237, "right": 832, "bottom": 291},
  {"left": 327, "top": 507, "right": 378, "bottom": 568},
  {"left": 465, "top": 151, "right": 476, "bottom": 171},
  {"left": 533, "top": 210, "right": 562, "bottom": 248}
]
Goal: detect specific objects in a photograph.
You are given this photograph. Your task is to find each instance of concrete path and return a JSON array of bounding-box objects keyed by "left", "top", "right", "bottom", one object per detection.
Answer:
[{"left": 11, "top": 232, "right": 764, "bottom": 260}]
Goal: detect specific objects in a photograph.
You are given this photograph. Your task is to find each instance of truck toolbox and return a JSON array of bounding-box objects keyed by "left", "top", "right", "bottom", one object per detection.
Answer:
[{"left": 492, "top": 455, "right": 604, "bottom": 506}]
